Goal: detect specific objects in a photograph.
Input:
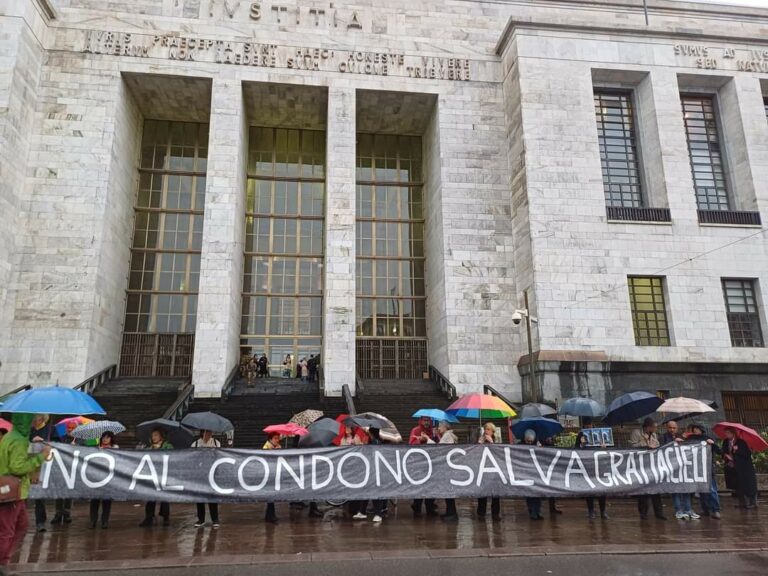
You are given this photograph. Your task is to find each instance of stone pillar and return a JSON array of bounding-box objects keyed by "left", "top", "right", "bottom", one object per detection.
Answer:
[
  {"left": 192, "top": 78, "right": 247, "bottom": 397},
  {"left": 322, "top": 86, "right": 356, "bottom": 396}
]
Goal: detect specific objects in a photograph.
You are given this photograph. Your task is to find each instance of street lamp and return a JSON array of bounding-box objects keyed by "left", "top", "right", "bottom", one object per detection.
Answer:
[{"left": 514, "top": 291, "right": 539, "bottom": 402}]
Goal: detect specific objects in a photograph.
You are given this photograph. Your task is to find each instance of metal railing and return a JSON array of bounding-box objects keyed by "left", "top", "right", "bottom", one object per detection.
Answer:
[
  {"left": 73, "top": 364, "right": 117, "bottom": 395},
  {"left": 163, "top": 377, "right": 194, "bottom": 421},
  {"left": 606, "top": 206, "right": 671, "bottom": 223},
  {"left": 428, "top": 365, "right": 457, "bottom": 400},
  {"left": 0, "top": 384, "right": 33, "bottom": 404},
  {"left": 483, "top": 384, "right": 519, "bottom": 411},
  {"left": 698, "top": 209, "right": 762, "bottom": 226},
  {"left": 221, "top": 364, "right": 240, "bottom": 400},
  {"left": 342, "top": 383, "right": 356, "bottom": 416}
]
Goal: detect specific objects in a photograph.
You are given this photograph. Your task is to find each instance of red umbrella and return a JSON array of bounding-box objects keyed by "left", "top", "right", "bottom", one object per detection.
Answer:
[
  {"left": 0, "top": 418, "right": 12, "bottom": 433},
  {"left": 332, "top": 414, "right": 367, "bottom": 446},
  {"left": 712, "top": 422, "right": 768, "bottom": 453},
  {"left": 263, "top": 423, "right": 308, "bottom": 437}
]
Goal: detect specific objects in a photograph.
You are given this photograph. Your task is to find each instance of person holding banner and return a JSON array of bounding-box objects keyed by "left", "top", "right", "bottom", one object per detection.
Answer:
[
  {"left": 139, "top": 429, "right": 174, "bottom": 527},
  {"left": 409, "top": 417, "right": 438, "bottom": 517},
  {"left": 630, "top": 418, "right": 666, "bottom": 520},
  {"left": 0, "top": 413, "right": 52, "bottom": 569},
  {"left": 262, "top": 432, "right": 281, "bottom": 523},
  {"left": 576, "top": 419, "right": 608, "bottom": 520},
  {"left": 192, "top": 430, "right": 220, "bottom": 528},
  {"left": 685, "top": 424, "right": 721, "bottom": 519},
  {"left": 521, "top": 429, "right": 544, "bottom": 520},
  {"left": 437, "top": 421, "right": 459, "bottom": 521},
  {"left": 89, "top": 431, "right": 118, "bottom": 529},
  {"left": 476, "top": 423, "right": 502, "bottom": 520}
]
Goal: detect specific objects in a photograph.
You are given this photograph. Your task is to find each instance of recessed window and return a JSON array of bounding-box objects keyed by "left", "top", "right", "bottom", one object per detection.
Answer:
[
  {"left": 722, "top": 279, "right": 764, "bottom": 348},
  {"left": 628, "top": 276, "right": 671, "bottom": 346},
  {"left": 594, "top": 90, "right": 643, "bottom": 208},
  {"left": 681, "top": 95, "right": 730, "bottom": 211}
]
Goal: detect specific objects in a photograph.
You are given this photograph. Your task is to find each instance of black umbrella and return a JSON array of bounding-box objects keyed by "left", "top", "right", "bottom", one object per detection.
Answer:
[
  {"left": 135, "top": 418, "right": 195, "bottom": 448},
  {"left": 297, "top": 418, "right": 342, "bottom": 448},
  {"left": 602, "top": 392, "right": 664, "bottom": 426},
  {"left": 519, "top": 403, "right": 557, "bottom": 419},
  {"left": 344, "top": 416, "right": 382, "bottom": 429},
  {"left": 181, "top": 411, "right": 234, "bottom": 433},
  {"left": 559, "top": 397, "right": 605, "bottom": 418}
]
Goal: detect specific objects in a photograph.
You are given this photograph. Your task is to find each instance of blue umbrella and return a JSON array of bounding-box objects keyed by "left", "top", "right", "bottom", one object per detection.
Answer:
[
  {"left": 2, "top": 386, "right": 106, "bottom": 415},
  {"left": 602, "top": 392, "right": 663, "bottom": 426},
  {"left": 559, "top": 397, "right": 605, "bottom": 418},
  {"left": 511, "top": 417, "right": 564, "bottom": 441},
  {"left": 412, "top": 409, "right": 459, "bottom": 423}
]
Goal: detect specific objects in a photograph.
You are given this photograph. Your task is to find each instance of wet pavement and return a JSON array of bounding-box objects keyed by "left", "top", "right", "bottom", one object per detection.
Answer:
[{"left": 12, "top": 496, "right": 768, "bottom": 573}]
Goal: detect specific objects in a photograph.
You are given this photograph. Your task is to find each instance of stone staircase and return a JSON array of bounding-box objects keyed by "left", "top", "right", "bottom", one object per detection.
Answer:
[
  {"left": 188, "top": 378, "right": 346, "bottom": 448},
  {"left": 91, "top": 378, "right": 184, "bottom": 448}
]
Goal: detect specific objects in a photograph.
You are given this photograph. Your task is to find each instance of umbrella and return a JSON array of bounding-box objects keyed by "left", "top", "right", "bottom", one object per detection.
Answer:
[
  {"left": 355, "top": 412, "right": 402, "bottom": 443},
  {"left": 135, "top": 418, "right": 195, "bottom": 448},
  {"left": 344, "top": 416, "right": 381, "bottom": 429},
  {"left": 70, "top": 420, "right": 126, "bottom": 441},
  {"left": 412, "top": 409, "right": 459, "bottom": 424},
  {"left": 559, "top": 397, "right": 605, "bottom": 418},
  {"left": 181, "top": 411, "right": 234, "bottom": 433},
  {"left": 602, "top": 392, "right": 663, "bottom": 426},
  {"left": 662, "top": 400, "right": 718, "bottom": 423},
  {"left": 298, "top": 418, "right": 342, "bottom": 448},
  {"left": 0, "top": 418, "right": 13, "bottom": 432},
  {"left": 511, "top": 417, "right": 564, "bottom": 441},
  {"left": 712, "top": 422, "right": 768, "bottom": 453},
  {"left": 658, "top": 397, "right": 716, "bottom": 415},
  {"left": 2, "top": 386, "right": 106, "bottom": 415},
  {"left": 263, "top": 423, "right": 308, "bottom": 437},
  {"left": 55, "top": 416, "right": 94, "bottom": 438},
  {"left": 446, "top": 393, "right": 517, "bottom": 419},
  {"left": 289, "top": 409, "right": 324, "bottom": 428},
  {"left": 331, "top": 414, "right": 368, "bottom": 446},
  {"left": 519, "top": 403, "right": 557, "bottom": 419}
]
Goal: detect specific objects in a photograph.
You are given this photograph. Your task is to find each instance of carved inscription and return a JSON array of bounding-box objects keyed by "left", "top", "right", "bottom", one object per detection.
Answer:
[
  {"left": 674, "top": 43, "right": 768, "bottom": 72},
  {"left": 82, "top": 31, "right": 472, "bottom": 82}
]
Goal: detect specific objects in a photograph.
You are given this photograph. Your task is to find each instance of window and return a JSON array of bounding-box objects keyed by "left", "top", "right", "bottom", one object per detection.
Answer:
[
  {"left": 628, "top": 277, "right": 671, "bottom": 346},
  {"left": 124, "top": 120, "right": 209, "bottom": 334},
  {"left": 594, "top": 90, "right": 643, "bottom": 208},
  {"left": 355, "top": 134, "right": 426, "bottom": 340},
  {"left": 681, "top": 95, "right": 730, "bottom": 211},
  {"left": 240, "top": 127, "right": 325, "bottom": 368},
  {"left": 722, "top": 279, "right": 763, "bottom": 347}
]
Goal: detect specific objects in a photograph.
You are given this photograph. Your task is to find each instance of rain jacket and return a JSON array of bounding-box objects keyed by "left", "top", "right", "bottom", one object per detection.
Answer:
[{"left": 0, "top": 429, "right": 46, "bottom": 500}]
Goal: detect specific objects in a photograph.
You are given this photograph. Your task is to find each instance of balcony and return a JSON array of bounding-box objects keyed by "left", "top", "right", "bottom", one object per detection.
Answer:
[
  {"left": 606, "top": 206, "right": 672, "bottom": 223},
  {"left": 698, "top": 209, "right": 762, "bottom": 226}
]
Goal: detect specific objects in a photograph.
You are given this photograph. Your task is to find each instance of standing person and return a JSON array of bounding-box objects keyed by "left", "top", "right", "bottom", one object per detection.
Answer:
[
  {"left": 722, "top": 427, "right": 758, "bottom": 509},
  {"left": 661, "top": 421, "right": 698, "bottom": 520},
  {"left": 139, "top": 429, "right": 174, "bottom": 527},
  {"left": 576, "top": 419, "right": 608, "bottom": 519},
  {"left": 629, "top": 417, "right": 666, "bottom": 520},
  {"left": 282, "top": 354, "right": 292, "bottom": 378},
  {"left": 192, "top": 430, "right": 220, "bottom": 528},
  {"left": 307, "top": 355, "right": 317, "bottom": 383},
  {"left": 299, "top": 358, "right": 309, "bottom": 382},
  {"left": 258, "top": 353, "right": 269, "bottom": 378},
  {"left": 0, "top": 413, "right": 52, "bottom": 571},
  {"left": 28, "top": 414, "right": 59, "bottom": 532},
  {"left": 366, "top": 427, "right": 388, "bottom": 523},
  {"left": 477, "top": 422, "right": 502, "bottom": 520},
  {"left": 262, "top": 433, "right": 281, "bottom": 523},
  {"left": 409, "top": 417, "right": 437, "bottom": 517},
  {"left": 542, "top": 435, "right": 563, "bottom": 516},
  {"left": 437, "top": 421, "right": 460, "bottom": 521},
  {"left": 686, "top": 424, "right": 721, "bottom": 519},
  {"left": 521, "top": 429, "right": 543, "bottom": 520},
  {"left": 89, "top": 432, "right": 118, "bottom": 529}
]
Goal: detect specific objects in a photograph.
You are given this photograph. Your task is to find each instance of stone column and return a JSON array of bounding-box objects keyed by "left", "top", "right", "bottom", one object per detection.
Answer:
[
  {"left": 192, "top": 78, "right": 247, "bottom": 397},
  {"left": 322, "top": 86, "right": 356, "bottom": 396}
]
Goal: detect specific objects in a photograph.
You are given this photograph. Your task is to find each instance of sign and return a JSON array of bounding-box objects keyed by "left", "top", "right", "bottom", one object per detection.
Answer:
[
  {"left": 31, "top": 442, "right": 711, "bottom": 502},
  {"left": 581, "top": 428, "right": 614, "bottom": 447}
]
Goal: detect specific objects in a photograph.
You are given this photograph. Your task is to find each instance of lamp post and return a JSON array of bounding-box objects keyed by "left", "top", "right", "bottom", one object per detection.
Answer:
[{"left": 514, "top": 290, "right": 539, "bottom": 402}]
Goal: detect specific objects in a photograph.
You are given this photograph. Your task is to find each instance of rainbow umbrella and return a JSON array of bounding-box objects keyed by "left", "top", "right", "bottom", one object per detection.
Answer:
[
  {"left": 446, "top": 393, "right": 517, "bottom": 419},
  {"left": 55, "top": 416, "right": 94, "bottom": 438}
]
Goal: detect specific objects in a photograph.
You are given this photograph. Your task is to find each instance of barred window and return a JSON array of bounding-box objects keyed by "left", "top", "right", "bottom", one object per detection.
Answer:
[
  {"left": 681, "top": 95, "right": 730, "bottom": 211},
  {"left": 355, "top": 134, "right": 426, "bottom": 339},
  {"left": 124, "top": 120, "right": 208, "bottom": 334},
  {"left": 722, "top": 279, "right": 764, "bottom": 348},
  {"left": 628, "top": 277, "right": 671, "bottom": 346},
  {"left": 594, "top": 90, "right": 643, "bottom": 208}
]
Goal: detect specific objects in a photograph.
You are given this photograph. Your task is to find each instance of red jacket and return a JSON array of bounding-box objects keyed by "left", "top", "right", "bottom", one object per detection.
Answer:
[{"left": 409, "top": 424, "right": 434, "bottom": 445}]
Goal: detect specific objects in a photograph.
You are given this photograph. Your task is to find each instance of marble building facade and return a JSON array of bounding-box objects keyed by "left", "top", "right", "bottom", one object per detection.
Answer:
[{"left": 1, "top": 0, "right": 768, "bottom": 421}]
